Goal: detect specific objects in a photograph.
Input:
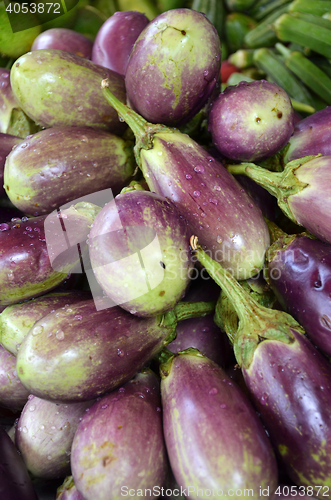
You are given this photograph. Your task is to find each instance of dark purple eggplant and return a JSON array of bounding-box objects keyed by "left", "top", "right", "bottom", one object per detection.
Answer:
[
  {"left": 0, "top": 344, "right": 29, "bottom": 410},
  {"left": 266, "top": 227, "right": 331, "bottom": 356},
  {"left": 125, "top": 8, "right": 221, "bottom": 127},
  {"left": 0, "top": 290, "right": 91, "bottom": 356},
  {"left": 284, "top": 107, "right": 331, "bottom": 163},
  {"left": 92, "top": 11, "right": 149, "bottom": 75},
  {"left": 4, "top": 126, "right": 135, "bottom": 215},
  {"left": 101, "top": 83, "right": 270, "bottom": 280},
  {"left": 15, "top": 297, "right": 214, "bottom": 402},
  {"left": 56, "top": 476, "right": 85, "bottom": 500},
  {"left": 208, "top": 80, "right": 295, "bottom": 162},
  {"left": 15, "top": 395, "right": 94, "bottom": 479},
  {"left": 10, "top": 49, "right": 127, "bottom": 134},
  {"left": 0, "top": 69, "right": 18, "bottom": 134},
  {"left": 0, "top": 202, "right": 99, "bottom": 305},
  {"left": 0, "top": 424, "right": 38, "bottom": 500},
  {"left": 31, "top": 28, "right": 93, "bottom": 59},
  {"left": 191, "top": 236, "right": 331, "bottom": 497},
  {"left": 227, "top": 154, "right": 331, "bottom": 245},
  {"left": 88, "top": 189, "right": 193, "bottom": 317},
  {"left": 71, "top": 369, "right": 168, "bottom": 500},
  {"left": 160, "top": 350, "right": 278, "bottom": 497},
  {"left": 0, "top": 133, "right": 22, "bottom": 197}
]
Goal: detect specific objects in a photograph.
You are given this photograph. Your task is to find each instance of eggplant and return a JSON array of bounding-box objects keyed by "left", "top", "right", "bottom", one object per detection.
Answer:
[
  {"left": 0, "top": 202, "right": 99, "bottom": 305},
  {"left": 88, "top": 189, "right": 193, "bottom": 317},
  {"left": 31, "top": 28, "right": 93, "bottom": 59},
  {"left": 0, "top": 133, "right": 22, "bottom": 197},
  {"left": 160, "top": 350, "right": 278, "bottom": 498},
  {"left": 191, "top": 236, "right": 331, "bottom": 498},
  {"left": 208, "top": 80, "right": 295, "bottom": 162},
  {"left": 56, "top": 476, "right": 85, "bottom": 500},
  {"left": 10, "top": 49, "right": 127, "bottom": 133},
  {"left": 0, "top": 425, "right": 38, "bottom": 500},
  {"left": 101, "top": 84, "right": 270, "bottom": 280},
  {"left": 71, "top": 369, "right": 168, "bottom": 500},
  {"left": 15, "top": 395, "right": 94, "bottom": 479},
  {"left": 284, "top": 107, "right": 331, "bottom": 163},
  {"left": 0, "top": 290, "right": 91, "bottom": 356},
  {"left": 227, "top": 154, "right": 331, "bottom": 245},
  {"left": 125, "top": 8, "right": 221, "bottom": 126},
  {"left": 4, "top": 126, "right": 135, "bottom": 215},
  {"left": 92, "top": 11, "right": 149, "bottom": 75},
  {"left": 15, "top": 297, "right": 214, "bottom": 402},
  {"left": 0, "top": 69, "right": 18, "bottom": 134},
  {"left": 266, "top": 227, "right": 331, "bottom": 356},
  {"left": 0, "top": 344, "right": 29, "bottom": 410}
]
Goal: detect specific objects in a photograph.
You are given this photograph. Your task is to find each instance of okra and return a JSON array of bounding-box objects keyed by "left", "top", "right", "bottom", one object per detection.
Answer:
[
  {"left": 244, "top": 4, "right": 290, "bottom": 48},
  {"left": 191, "top": 0, "right": 225, "bottom": 39},
  {"left": 225, "top": 13, "right": 257, "bottom": 53},
  {"left": 290, "top": 10, "right": 331, "bottom": 29},
  {"left": 225, "top": 0, "right": 255, "bottom": 12},
  {"left": 289, "top": 0, "right": 331, "bottom": 17},
  {"left": 249, "top": 0, "right": 292, "bottom": 21}
]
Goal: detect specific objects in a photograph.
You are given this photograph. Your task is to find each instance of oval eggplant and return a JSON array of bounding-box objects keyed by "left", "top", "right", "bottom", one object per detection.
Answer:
[
  {"left": 88, "top": 190, "right": 193, "bottom": 317},
  {"left": 0, "top": 344, "right": 29, "bottom": 410},
  {"left": 31, "top": 28, "right": 93, "bottom": 59},
  {"left": 161, "top": 350, "right": 278, "bottom": 498},
  {"left": 15, "top": 395, "right": 94, "bottom": 479},
  {"left": 0, "top": 69, "right": 19, "bottom": 134},
  {"left": 10, "top": 49, "right": 127, "bottom": 133},
  {"left": 92, "top": 11, "right": 149, "bottom": 75},
  {"left": 71, "top": 369, "right": 168, "bottom": 500},
  {"left": 125, "top": 8, "right": 221, "bottom": 126},
  {"left": 4, "top": 126, "right": 135, "bottom": 215},
  {"left": 0, "top": 133, "right": 22, "bottom": 197}
]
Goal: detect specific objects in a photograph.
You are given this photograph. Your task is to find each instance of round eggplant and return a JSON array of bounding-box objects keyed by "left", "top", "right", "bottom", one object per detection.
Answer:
[
  {"left": 0, "top": 344, "right": 29, "bottom": 410},
  {"left": 0, "top": 133, "right": 22, "bottom": 197},
  {"left": 31, "top": 28, "right": 93, "bottom": 59}
]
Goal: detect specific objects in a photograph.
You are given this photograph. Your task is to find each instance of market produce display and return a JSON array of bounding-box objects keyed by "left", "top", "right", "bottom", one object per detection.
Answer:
[{"left": 1, "top": 0, "right": 331, "bottom": 499}]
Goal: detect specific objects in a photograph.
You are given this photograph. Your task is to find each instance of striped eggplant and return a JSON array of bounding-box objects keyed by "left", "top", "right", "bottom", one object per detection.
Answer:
[
  {"left": 56, "top": 476, "right": 85, "bottom": 500},
  {"left": 0, "top": 344, "right": 29, "bottom": 410},
  {"left": 0, "top": 69, "right": 18, "bottom": 134},
  {"left": 0, "top": 133, "right": 22, "bottom": 197}
]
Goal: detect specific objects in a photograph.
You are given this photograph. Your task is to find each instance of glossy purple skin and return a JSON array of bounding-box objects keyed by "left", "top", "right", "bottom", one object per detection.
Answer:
[
  {"left": 141, "top": 132, "right": 270, "bottom": 280},
  {"left": 4, "top": 126, "right": 134, "bottom": 215},
  {"left": 57, "top": 476, "right": 86, "bottom": 500},
  {"left": 89, "top": 190, "right": 193, "bottom": 317},
  {"left": 161, "top": 352, "right": 278, "bottom": 498},
  {"left": 16, "top": 298, "right": 174, "bottom": 402},
  {"left": 288, "top": 155, "right": 331, "bottom": 245},
  {"left": 0, "top": 426, "right": 38, "bottom": 500},
  {"left": 242, "top": 329, "right": 331, "bottom": 492},
  {"left": 15, "top": 395, "right": 94, "bottom": 479},
  {"left": 0, "top": 290, "right": 91, "bottom": 356},
  {"left": 92, "top": 11, "right": 149, "bottom": 75},
  {"left": 0, "top": 344, "right": 29, "bottom": 410},
  {"left": 267, "top": 235, "right": 331, "bottom": 356},
  {"left": 31, "top": 29, "right": 93, "bottom": 59},
  {"left": 0, "top": 133, "right": 22, "bottom": 197},
  {"left": 208, "top": 80, "right": 295, "bottom": 162},
  {"left": 285, "top": 106, "right": 331, "bottom": 163},
  {"left": 125, "top": 8, "right": 221, "bottom": 126},
  {"left": 0, "top": 69, "right": 18, "bottom": 134},
  {"left": 71, "top": 370, "right": 168, "bottom": 500}
]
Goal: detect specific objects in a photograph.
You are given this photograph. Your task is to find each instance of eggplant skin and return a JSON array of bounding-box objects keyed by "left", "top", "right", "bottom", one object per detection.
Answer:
[
  {"left": 0, "top": 344, "right": 29, "bottom": 410},
  {"left": 267, "top": 235, "right": 331, "bottom": 356},
  {"left": 161, "top": 352, "right": 278, "bottom": 499},
  {"left": 243, "top": 329, "right": 331, "bottom": 496}
]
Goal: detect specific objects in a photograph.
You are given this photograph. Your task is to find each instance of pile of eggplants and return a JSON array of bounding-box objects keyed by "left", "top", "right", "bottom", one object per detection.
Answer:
[{"left": 1, "top": 4, "right": 331, "bottom": 500}]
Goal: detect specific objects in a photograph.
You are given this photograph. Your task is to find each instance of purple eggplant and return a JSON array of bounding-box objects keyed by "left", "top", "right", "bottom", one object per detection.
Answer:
[
  {"left": 71, "top": 369, "right": 168, "bottom": 500},
  {"left": 15, "top": 395, "right": 94, "bottom": 479},
  {"left": 101, "top": 84, "right": 270, "bottom": 280},
  {"left": 92, "top": 11, "right": 149, "bottom": 75},
  {"left": 284, "top": 107, "right": 331, "bottom": 163},
  {"left": 208, "top": 80, "right": 295, "bottom": 162},
  {"left": 191, "top": 236, "right": 331, "bottom": 497},
  {"left": 56, "top": 476, "right": 85, "bottom": 500},
  {"left": 266, "top": 228, "right": 331, "bottom": 356},
  {"left": 0, "top": 202, "right": 99, "bottom": 306},
  {"left": 15, "top": 297, "right": 214, "bottom": 402},
  {"left": 0, "top": 344, "right": 29, "bottom": 410},
  {"left": 160, "top": 350, "right": 278, "bottom": 498},
  {"left": 0, "top": 424, "right": 38, "bottom": 500},
  {"left": 0, "top": 290, "right": 91, "bottom": 356},
  {"left": 0, "top": 69, "right": 18, "bottom": 134},
  {"left": 88, "top": 189, "right": 193, "bottom": 317},
  {"left": 10, "top": 49, "right": 127, "bottom": 134},
  {"left": 125, "top": 8, "right": 221, "bottom": 126},
  {"left": 0, "top": 133, "right": 22, "bottom": 197},
  {"left": 227, "top": 154, "right": 331, "bottom": 245},
  {"left": 4, "top": 126, "right": 135, "bottom": 215},
  {"left": 31, "top": 28, "right": 93, "bottom": 59}
]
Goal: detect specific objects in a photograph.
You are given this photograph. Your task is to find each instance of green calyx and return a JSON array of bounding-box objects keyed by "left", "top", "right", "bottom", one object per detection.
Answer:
[
  {"left": 159, "top": 347, "right": 203, "bottom": 379},
  {"left": 190, "top": 236, "right": 301, "bottom": 369},
  {"left": 227, "top": 155, "right": 317, "bottom": 224}
]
